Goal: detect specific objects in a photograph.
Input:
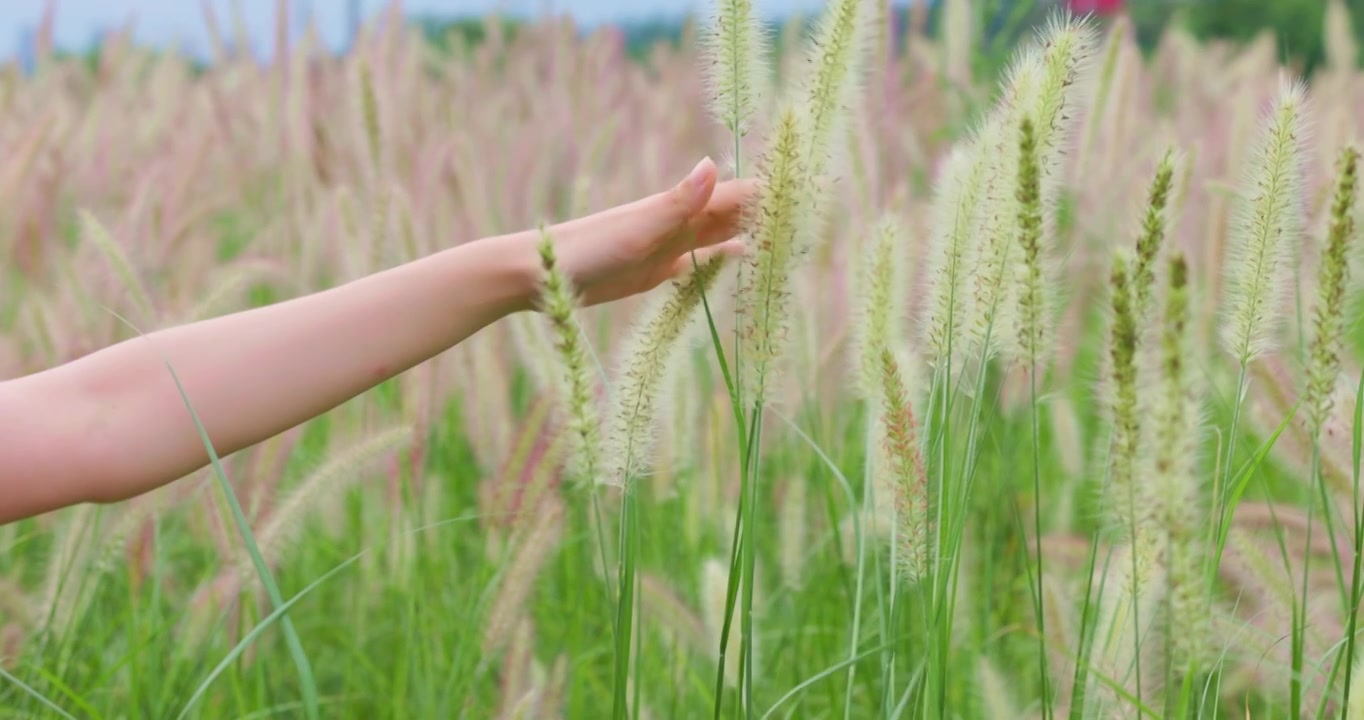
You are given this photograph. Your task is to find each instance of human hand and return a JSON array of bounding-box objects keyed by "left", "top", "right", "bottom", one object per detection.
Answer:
[{"left": 534, "top": 156, "right": 755, "bottom": 307}]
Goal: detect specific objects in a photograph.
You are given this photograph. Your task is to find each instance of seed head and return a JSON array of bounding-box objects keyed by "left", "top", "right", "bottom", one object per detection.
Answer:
[
  {"left": 920, "top": 144, "right": 988, "bottom": 370},
  {"left": 1143, "top": 253, "right": 1209, "bottom": 671},
  {"left": 875, "top": 347, "right": 931, "bottom": 583},
  {"left": 853, "top": 216, "right": 908, "bottom": 397},
  {"left": 603, "top": 257, "right": 728, "bottom": 489},
  {"left": 1220, "top": 78, "right": 1311, "bottom": 363},
  {"left": 1305, "top": 145, "right": 1360, "bottom": 435},
  {"left": 1104, "top": 252, "right": 1141, "bottom": 539},
  {"left": 701, "top": 0, "right": 772, "bottom": 143},
  {"left": 1130, "top": 149, "right": 1178, "bottom": 324},
  {"left": 794, "top": 0, "right": 874, "bottom": 185},
  {"left": 737, "top": 107, "right": 812, "bottom": 402},
  {"left": 535, "top": 227, "right": 605, "bottom": 487},
  {"left": 1010, "top": 116, "right": 1055, "bottom": 366}
]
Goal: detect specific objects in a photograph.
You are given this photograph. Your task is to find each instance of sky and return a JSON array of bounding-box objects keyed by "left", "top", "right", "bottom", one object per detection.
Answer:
[{"left": 0, "top": 0, "right": 840, "bottom": 62}]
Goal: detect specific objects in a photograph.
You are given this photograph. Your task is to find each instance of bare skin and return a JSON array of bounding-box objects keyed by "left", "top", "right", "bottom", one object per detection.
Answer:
[{"left": 0, "top": 157, "right": 754, "bottom": 524}]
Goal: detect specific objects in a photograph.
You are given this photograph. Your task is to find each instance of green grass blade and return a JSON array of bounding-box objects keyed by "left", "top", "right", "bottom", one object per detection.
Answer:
[
  {"left": 759, "top": 641, "right": 895, "bottom": 720},
  {"left": 163, "top": 359, "right": 321, "bottom": 720},
  {"left": 176, "top": 555, "right": 360, "bottom": 720},
  {"left": 0, "top": 666, "right": 79, "bottom": 720},
  {"left": 1339, "top": 364, "right": 1364, "bottom": 715},
  {"left": 1213, "top": 404, "right": 1298, "bottom": 564},
  {"left": 612, "top": 486, "right": 638, "bottom": 720},
  {"left": 96, "top": 307, "right": 321, "bottom": 720}
]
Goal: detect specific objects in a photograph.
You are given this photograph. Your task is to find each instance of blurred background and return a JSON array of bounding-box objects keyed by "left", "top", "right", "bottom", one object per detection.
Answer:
[
  {"left": 2, "top": 0, "right": 1360, "bottom": 76},
  {"left": 4, "top": 0, "right": 1364, "bottom": 717}
]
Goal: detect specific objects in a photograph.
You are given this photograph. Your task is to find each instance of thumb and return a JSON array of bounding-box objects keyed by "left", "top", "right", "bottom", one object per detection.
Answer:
[{"left": 650, "top": 156, "right": 718, "bottom": 228}]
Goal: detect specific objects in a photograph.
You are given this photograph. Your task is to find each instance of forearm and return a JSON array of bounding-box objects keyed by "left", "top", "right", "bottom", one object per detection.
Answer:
[{"left": 0, "top": 231, "right": 539, "bottom": 522}]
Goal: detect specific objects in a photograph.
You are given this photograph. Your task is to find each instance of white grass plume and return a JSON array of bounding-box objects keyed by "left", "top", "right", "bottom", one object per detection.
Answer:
[
  {"left": 249, "top": 425, "right": 414, "bottom": 573},
  {"left": 962, "top": 48, "right": 1045, "bottom": 359},
  {"left": 482, "top": 498, "right": 566, "bottom": 658},
  {"left": 1139, "top": 254, "right": 1208, "bottom": 672},
  {"left": 81, "top": 209, "right": 155, "bottom": 324},
  {"left": 874, "top": 346, "right": 931, "bottom": 582},
  {"left": 737, "top": 106, "right": 813, "bottom": 402},
  {"left": 701, "top": 0, "right": 771, "bottom": 143},
  {"left": 507, "top": 311, "right": 563, "bottom": 398},
  {"left": 794, "top": 0, "right": 873, "bottom": 155},
  {"left": 602, "top": 257, "right": 728, "bottom": 488},
  {"left": 1220, "top": 77, "right": 1310, "bottom": 364},
  {"left": 1103, "top": 250, "right": 1142, "bottom": 540},
  {"left": 184, "top": 259, "right": 292, "bottom": 322},
  {"left": 1006, "top": 14, "right": 1098, "bottom": 365},
  {"left": 1129, "top": 149, "right": 1180, "bottom": 327},
  {"left": 1305, "top": 146, "right": 1360, "bottom": 435},
  {"left": 1009, "top": 116, "right": 1056, "bottom": 366},
  {"left": 1089, "top": 540, "right": 1166, "bottom": 719},
  {"left": 793, "top": 0, "right": 875, "bottom": 191},
  {"left": 36, "top": 505, "right": 102, "bottom": 635},
  {"left": 852, "top": 215, "right": 909, "bottom": 398},
  {"left": 1026, "top": 12, "right": 1099, "bottom": 202},
  {"left": 942, "top": 0, "right": 974, "bottom": 85},
  {"left": 920, "top": 144, "right": 988, "bottom": 371},
  {"left": 976, "top": 656, "right": 1020, "bottom": 719},
  {"left": 535, "top": 226, "right": 607, "bottom": 487}
]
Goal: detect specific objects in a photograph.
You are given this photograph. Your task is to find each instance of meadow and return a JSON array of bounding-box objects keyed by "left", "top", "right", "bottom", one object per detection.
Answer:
[{"left": 4, "top": 0, "right": 1364, "bottom": 718}]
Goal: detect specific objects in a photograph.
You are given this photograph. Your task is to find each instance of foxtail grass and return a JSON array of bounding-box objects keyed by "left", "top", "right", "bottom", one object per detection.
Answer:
[
  {"left": 1013, "top": 114, "right": 1056, "bottom": 718},
  {"left": 1299, "top": 145, "right": 1361, "bottom": 717},
  {"left": 1211, "top": 79, "right": 1310, "bottom": 599},
  {"left": 532, "top": 225, "right": 632, "bottom": 718},
  {"left": 1211, "top": 79, "right": 1311, "bottom": 715}
]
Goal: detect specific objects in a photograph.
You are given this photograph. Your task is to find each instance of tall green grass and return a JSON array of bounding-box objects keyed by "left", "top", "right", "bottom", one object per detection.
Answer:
[{"left": 6, "top": 2, "right": 1364, "bottom": 719}]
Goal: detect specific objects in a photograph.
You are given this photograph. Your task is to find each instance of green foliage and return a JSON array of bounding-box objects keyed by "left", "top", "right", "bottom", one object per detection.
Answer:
[
  {"left": 1128, "top": 0, "right": 1359, "bottom": 73},
  {"left": 412, "top": 15, "right": 526, "bottom": 55}
]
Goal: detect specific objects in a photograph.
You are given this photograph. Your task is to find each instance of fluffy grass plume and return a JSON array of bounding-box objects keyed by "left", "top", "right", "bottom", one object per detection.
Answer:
[
  {"left": 919, "top": 143, "right": 988, "bottom": 369},
  {"left": 1130, "top": 149, "right": 1179, "bottom": 325},
  {"left": 1305, "top": 145, "right": 1360, "bottom": 434},
  {"left": 792, "top": 0, "right": 873, "bottom": 185},
  {"left": 965, "top": 14, "right": 1095, "bottom": 359},
  {"left": 602, "top": 258, "right": 727, "bottom": 488},
  {"left": 1220, "top": 78, "right": 1311, "bottom": 363},
  {"left": 1026, "top": 13, "right": 1098, "bottom": 194},
  {"left": 736, "top": 107, "right": 811, "bottom": 401},
  {"left": 1010, "top": 116, "right": 1053, "bottom": 365},
  {"left": 11, "top": 6, "right": 1364, "bottom": 718},
  {"left": 962, "top": 48, "right": 1045, "bottom": 359},
  {"left": 1104, "top": 251, "right": 1142, "bottom": 539},
  {"left": 534, "top": 226, "right": 605, "bottom": 487},
  {"left": 482, "top": 498, "right": 566, "bottom": 658},
  {"left": 701, "top": 0, "right": 770, "bottom": 143},
  {"left": 80, "top": 209, "right": 154, "bottom": 323},
  {"left": 250, "top": 425, "right": 414, "bottom": 572},
  {"left": 875, "top": 347, "right": 930, "bottom": 582},
  {"left": 357, "top": 57, "right": 389, "bottom": 273},
  {"left": 852, "top": 215, "right": 908, "bottom": 397},
  {"left": 1142, "top": 253, "right": 1208, "bottom": 672}
]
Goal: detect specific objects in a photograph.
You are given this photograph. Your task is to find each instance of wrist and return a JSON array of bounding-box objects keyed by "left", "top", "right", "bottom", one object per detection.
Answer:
[{"left": 473, "top": 230, "right": 542, "bottom": 315}]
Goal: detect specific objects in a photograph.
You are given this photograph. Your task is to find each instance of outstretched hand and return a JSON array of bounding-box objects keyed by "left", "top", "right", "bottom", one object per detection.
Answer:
[
  {"left": 544, "top": 156, "right": 756, "bottom": 307},
  {"left": 0, "top": 156, "right": 759, "bottom": 524}
]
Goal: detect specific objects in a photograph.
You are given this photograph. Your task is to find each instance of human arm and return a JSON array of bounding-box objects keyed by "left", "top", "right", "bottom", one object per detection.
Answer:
[{"left": 0, "top": 157, "right": 751, "bottom": 524}]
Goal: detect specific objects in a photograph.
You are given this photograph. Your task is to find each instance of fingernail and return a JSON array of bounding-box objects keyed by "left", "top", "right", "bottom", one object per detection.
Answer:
[{"left": 685, "top": 157, "right": 712, "bottom": 201}]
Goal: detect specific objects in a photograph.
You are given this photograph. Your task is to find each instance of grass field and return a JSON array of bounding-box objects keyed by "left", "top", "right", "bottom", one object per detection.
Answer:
[{"left": 4, "top": 1, "right": 1364, "bottom": 718}]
